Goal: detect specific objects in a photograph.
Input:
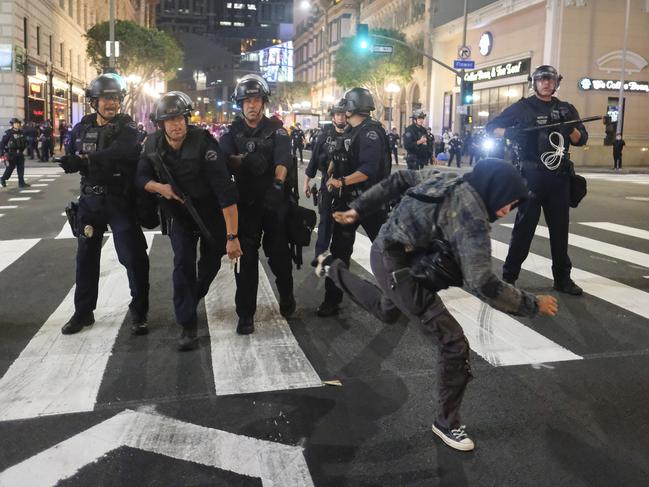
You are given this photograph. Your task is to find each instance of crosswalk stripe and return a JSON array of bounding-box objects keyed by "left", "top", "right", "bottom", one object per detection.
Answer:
[
  {"left": 0, "top": 206, "right": 18, "bottom": 209},
  {"left": 490, "top": 239, "right": 649, "bottom": 320},
  {"left": 581, "top": 173, "right": 649, "bottom": 185},
  {"left": 8, "top": 197, "right": 30, "bottom": 201},
  {"left": 0, "top": 234, "right": 154, "bottom": 422},
  {"left": 205, "top": 257, "right": 322, "bottom": 395},
  {"left": 579, "top": 222, "right": 649, "bottom": 241},
  {"left": 0, "top": 238, "right": 40, "bottom": 273},
  {"left": 55, "top": 221, "right": 75, "bottom": 239},
  {"left": 501, "top": 223, "right": 649, "bottom": 269},
  {"left": 352, "top": 233, "right": 581, "bottom": 366},
  {"left": 39, "top": 179, "right": 56, "bottom": 182},
  {"left": 19, "top": 189, "right": 41, "bottom": 193},
  {"left": 30, "top": 184, "right": 48, "bottom": 187},
  {"left": 626, "top": 196, "right": 649, "bottom": 201}
]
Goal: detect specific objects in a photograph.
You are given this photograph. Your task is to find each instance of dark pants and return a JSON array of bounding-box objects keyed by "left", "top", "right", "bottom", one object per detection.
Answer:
[
  {"left": 447, "top": 150, "right": 461, "bottom": 168},
  {"left": 74, "top": 193, "right": 150, "bottom": 320},
  {"left": 323, "top": 203, "right": 387, "bottom": 305},
  {"left": 169, "top": 217, "right": 224, "bottom": 327},
  {"left": 315, "top": 185, "right": 334, "bottom": 257},
  {"left": 40, "top": 139, "right": 52, "bottom": 161},
  {"left": 613, "top": 153, "right": 622, "bottom": 169},
  {"left": 327, "top": 237, "right": 472, "bottom": 429},
  {"left": 1, "top": 154, "right": 26, "bottom": 185},
  {"left": 235, "top": 200, "right": 293, "bottom": 319},
  {"left": 406, "top": 155, "right": 421, "bottom": 170},
  {"left": 503, "top": 163, "right": 572, "bottom": 283},
  {"left": 391, "top": 147, "right": 399, "bottom": 165},
  {"left": 292, "top": 145, "right": 304, "bottom": 164},
  {"left": 26, "top": 138, "right": 37, "bottom": 159}
]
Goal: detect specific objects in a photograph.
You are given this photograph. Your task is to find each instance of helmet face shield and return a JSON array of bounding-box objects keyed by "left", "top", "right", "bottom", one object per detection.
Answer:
[
  {"left": 150, "top": 91, "right": 193, "bottom": 124},
  {"left": 232, "top": 74, "right": 271, "bottom": 106},
  {"left": 528, "top": 65, "right": 563, "bottom": 94}
]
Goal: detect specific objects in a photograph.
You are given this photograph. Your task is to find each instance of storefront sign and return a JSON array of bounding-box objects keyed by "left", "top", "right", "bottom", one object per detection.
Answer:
[
  {"left": 578, "top": 77, "right": 649, "bottom": 93},
  {"left": 463, "top": 58, "right": 531, "bottom": 83},
  {"left": 0, "top": 44, "right": 12, "bottom": 71},
  {"left": 479, "top": 32, "right": 493, "bottom": 56},
  {"left": 30, "top": 83, "right": 42, "bottom": 96}
]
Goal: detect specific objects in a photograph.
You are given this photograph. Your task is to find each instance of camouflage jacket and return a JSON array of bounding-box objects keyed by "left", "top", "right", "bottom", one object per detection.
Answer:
[{"left": 350, "top": 168, "right": 539, "bottom": 317}]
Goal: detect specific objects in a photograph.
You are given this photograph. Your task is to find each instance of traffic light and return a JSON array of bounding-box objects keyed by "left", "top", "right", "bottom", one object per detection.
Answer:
[
  {"left": 460, "top": 80, "right": 474, "bottom": 105},
  {"left": 356, "top": 23, "right": 370, "bottom": 51}
]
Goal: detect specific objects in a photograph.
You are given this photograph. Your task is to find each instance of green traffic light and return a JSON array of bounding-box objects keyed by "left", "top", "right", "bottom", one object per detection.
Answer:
[{"left": 360, "top": 40, "right": 368, "bottom": 49}]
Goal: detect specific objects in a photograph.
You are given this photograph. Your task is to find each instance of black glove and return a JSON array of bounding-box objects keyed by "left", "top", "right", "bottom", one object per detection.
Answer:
[
  {"left": 58, "top": 154, "right": 87, "bottom": 174},
  {"left": 263, "top": 178, "right": 285, "bottom": 210}
]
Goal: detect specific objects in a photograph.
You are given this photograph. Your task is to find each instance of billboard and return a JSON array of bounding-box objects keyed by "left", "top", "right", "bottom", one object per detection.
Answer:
[{"left": 258, "top": 41, "right": 293, "bottom": 84}]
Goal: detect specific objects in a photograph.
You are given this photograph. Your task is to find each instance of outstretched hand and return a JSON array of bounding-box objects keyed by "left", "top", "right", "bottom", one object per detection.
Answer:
[
  {"left": 536, "top": 295, "right": 558, "bottom": 316},
  {"left": 333, "top": 208, "right": 359, "bottom": 225}
]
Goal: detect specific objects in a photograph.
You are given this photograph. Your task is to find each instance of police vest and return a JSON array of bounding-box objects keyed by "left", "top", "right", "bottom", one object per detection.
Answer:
[
  {"left": 231, "top": 117, "right": 282, "bottom": 178},
  {"left": 5, "top": 130, "right": 26, "bottom": 153},
  {"left": 405, "top": 124, "right": 430, "bottom": 160},
  {"left": 77, "top": 114, "right": 130, "bottom": 185},
  {"left": 348, "top": 118, "right": 391, "bottom": 183},
  {"left": 145, "top": 127, "right": 213, "bottom": 201},
  {"left": 517, "top": 97, "right": 573, "bottom": 163}
]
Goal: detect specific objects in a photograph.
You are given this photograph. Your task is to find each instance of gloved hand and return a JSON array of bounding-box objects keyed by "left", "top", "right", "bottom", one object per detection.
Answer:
[
  {"left": 263, "top": 178, "right": 285, "bottom": 210},
  {"left": 58, "top": 154, "right": 87, "bottom": 174}
]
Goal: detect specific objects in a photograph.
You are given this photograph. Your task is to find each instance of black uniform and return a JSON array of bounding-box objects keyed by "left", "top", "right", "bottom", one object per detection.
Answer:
[
  {"left": 387, "top": 131, "right": 400, "bottom": 165},
  {"left": 613, "top": 138, "right": 625, "bottom": 169},
  {"left": 24, "top": 123, "right": 38, "bottom": 160},
  {"left": 1, "top": 128, "right": 27, "bottom": 187},
  {"left": 137, "top": 126, "right": 237, "bottom": 328},
  {"left": 39, "top": 123, "right": 53, "bottom": 162},
  {"left": 322, "top": 117, "right": 390, "bottom": 307},
  {"left": 291, "top": 126, "right": 305, "bottom": 164},
  {"left": 219, "top": 116, "right": 294, "bottom": 321},
  {"left": 486, "top": 95, "right": 588, "bottom": 286},
  {"left": 305, "top": 123, "right": 346, "bottom": 257},
  {"left": 447, "top": 137, "right": 463, "bottom": 168},
  {"left": 403, "top": 123, "right": 431, "bottom": 170},
  {"left": 67, "top": 113, "right": 150, "bottom": 324}
]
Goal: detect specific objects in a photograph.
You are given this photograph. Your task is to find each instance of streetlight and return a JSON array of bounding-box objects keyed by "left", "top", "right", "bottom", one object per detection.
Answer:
[
  {"left": 300, "top": 0, "right": 310, "bottom": 10},
  {"left": 385, "top": 82, "right": 400, "bottom": 131}
]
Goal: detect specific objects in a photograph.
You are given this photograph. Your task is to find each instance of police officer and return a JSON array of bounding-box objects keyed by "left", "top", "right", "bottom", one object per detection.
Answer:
[
  {"left": 137, "top": 92, "right": 242, "bottom": 350},
  {"left": 58, "top": 73, "right": 150, "bottom": 335},
  {"left": 0, "top": 118, "right": 29, "bottom": 188},
  {"left": 486, "top": 65, "right": 588, "bottom": 295},
  {"left": 304, "top": 100, "right": 349, "bottom": 264},
  {"left": 219, "top": 74, "right": 295, "bottom": 334},
  {"left": 315, "top": 87, "right": 390, "bottom": 317},
  {"left": 447, "top": 133, "right": 463, "bottom": 168},
  {"left": 291, "top": 122, "right": 306, "bottom": 165},
  {"left": 387, "top": 127, "right": 400, "bottom": 166},
  {"left": 317, "top": 159, "right": 559, "bottom": 451},
  {"left": 403, "top": 110, "right": 432, "bottom": 170},
  {"left": 39, "top": 120, "right": 53, "bottom": 162},
  {"left": 136, "top": 123, "right": 148, "bottom": 146}
]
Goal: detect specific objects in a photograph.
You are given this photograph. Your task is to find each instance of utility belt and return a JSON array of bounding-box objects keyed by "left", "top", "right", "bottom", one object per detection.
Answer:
[
  {"left": 520, "top": 157, "right": 571, "bottom": 175},
  {"left": 81, "top": 179, "right": 125, "bottom": 196}
]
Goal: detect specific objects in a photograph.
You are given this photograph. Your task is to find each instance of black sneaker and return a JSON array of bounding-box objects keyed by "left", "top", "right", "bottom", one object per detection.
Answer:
[
  {"left": 61, "top": 312, "right": 95, "bottom": 335},
  {"left": 553, "top": 279, "right": 583, "bottom": 296},
  {"left": 432, "top": 421, "right": 475, "bottom": 452},
  {"left": 177, "top": 327, "right": 198, "bottom": 351},
  {"left": 279, "top": 294, "right": 296, "bottom": 317},
  {"left": 316, "top": 301, "right": 339, "bottom": 317},
  {"left": 0, "top": 178, "right": 5, "bottom": 187},
  {"left": 19, "top": 182, "right": 30, "bottom": 188},
  {"left": 237, "top": 316, "right": 255, "bottom": 335},
  {"left": 315, "top": 251, "right": 336, "bottom": 278},
  {"left": 503, "top": 275, "right": 516, "bottom": 286}
]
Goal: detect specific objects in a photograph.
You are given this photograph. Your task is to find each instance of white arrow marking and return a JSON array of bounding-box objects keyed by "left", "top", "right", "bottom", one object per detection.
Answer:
[
  {"left": 205, "top": 257, "right": 322, "bottom": 394},
  {"left": 0, "top": 409, "right": 314, "bottom": 487},
  {"left": 0, "top": 234, "right": 154, "bottom": 422}
]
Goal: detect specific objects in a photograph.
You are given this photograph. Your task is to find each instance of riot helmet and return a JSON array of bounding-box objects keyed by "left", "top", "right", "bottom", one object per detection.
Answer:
[
  {"left": 329, "top": 99, "right": 347, "bottom": 116},
  {"left": 86, "top": 73, "right": 127, "bottom": 101},
  {"left": 231, "top": 74, "right": 271, "bottom": 106},
  {"left": 150, "top": 91, "right": 194, "bottom": 125},
  {"left": 528, "top": 65, "right": 562, "bottom": 94},
  {"left": 342, "top": 87, "right": 375, "bottom": 115},
  {"left": 410, "top": 109, "right": 426, "bottom": 120},
  {"left": 9, "top": 117, "right": 22, "bottom": 126}
]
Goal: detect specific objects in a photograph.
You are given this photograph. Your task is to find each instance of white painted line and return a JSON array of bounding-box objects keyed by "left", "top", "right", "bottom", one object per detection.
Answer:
[
  {"left": 60, "top": 212, "right": 66, "bottom": 216},
  {"left": 0, "top": 234, "right": 154, "bottom": 421},
  {"left": 491, "top": 239, "right": 649, "bottom": 321},
  {"left": 579, "top": 222, "right": 649, "bottom": 241},
  {"left": 0, "top": 205, "right": 18, "bottom": 209},
  {"left": 626, "top": 196, "right": 649, "bottom": 202},
  {"left": 8, "top": 197, "right": 30, "bottom": 201},
  {"left": 54, "top": 221, "right": 75, "bottom": 239},
  {"left": 0, "top": 409, "right": 314, "bottom": 487},
  {"left": 0, "top": 214, "right": 4, "bottom": 218},
  {"left": 30, "top": 183, "right": 48, "bottom": 187},
  {"left": 581, "top": 173, "right": 649, "bottom": 185},
  {"left": 19, "top": 189, "right": 41, "bottom": 193},
  {"left": 352, "top": 234, "right": 581, "bottom": 366},
  {"left": 39, "top": 179, "right": 56, "bottom": 182},
  {"left": 502, "top": 223, "right": 649, "bottom": 269},
  {"left": 0, "top": 238, "right": 40, "bottom": 273},
  {"left": 205, "top": 257, "right": 322, "bottom": 395}
]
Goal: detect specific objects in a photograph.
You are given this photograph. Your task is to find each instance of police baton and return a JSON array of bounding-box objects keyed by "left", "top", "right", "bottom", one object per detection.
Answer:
[{"left": 520, "top": 116, "right": 603, "bottom": 133}]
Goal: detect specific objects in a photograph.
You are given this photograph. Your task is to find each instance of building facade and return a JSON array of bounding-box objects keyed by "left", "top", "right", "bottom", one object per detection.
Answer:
[{"left": 0, "top": 0, "right": 158, "bottom": 133}]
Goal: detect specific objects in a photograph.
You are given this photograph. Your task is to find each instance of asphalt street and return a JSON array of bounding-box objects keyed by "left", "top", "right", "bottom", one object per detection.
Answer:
[{"left": 1, "top": 154, "right": 649, "bottom": 486}]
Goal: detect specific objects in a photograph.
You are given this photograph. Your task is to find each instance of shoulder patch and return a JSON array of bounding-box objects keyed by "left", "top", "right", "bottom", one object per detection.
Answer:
[
  {"left": 205, "top": 149, "right": 218, "bottom": 161},
  {"left": 276, "top": 128, "right": 288, "bottom": 136},
  {"left": 366, "top": 130, "right": 378, "bottom": 141},
  {"left": 127, "top": 121, "right": 137, "bottom": 130}
]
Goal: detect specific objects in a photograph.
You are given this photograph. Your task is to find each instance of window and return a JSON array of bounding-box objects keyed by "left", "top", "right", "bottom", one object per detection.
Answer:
[
  {"left": 36, "top": 26, "right": 40, "bottom": 55},
  {"left": 23, "top": 18, "right": 28, "bottom": 50},
  {"left": 69, "top": 49, "right": 73, "bottom": 74},
  {"left": 60, "top": 42, "right": 64, "bottom": 68},
  {"left": 49, "top": 35, "right": 53, "bottom": 60},
  {"left": 59, "top": 0, "right": 65, "bottom": 8},
  {"left": 68, "top": 0, "right": 74, "bottom": 18}
]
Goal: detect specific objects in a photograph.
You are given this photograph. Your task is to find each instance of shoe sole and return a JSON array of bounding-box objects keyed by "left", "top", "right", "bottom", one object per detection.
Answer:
[
  {"left": 431, "top": 424, "right": 475, "bottom": 452},
  {"left": 61, "top": 319, "right": 95, "bottom": 335},
  {"left": 131, "top": 326, "right": 149, "bottom": 336},
  {"left": 236, "top": 327, "right": 254, "bottom": 335},
  {"left": 177, "top": 342, "right": 198, "bottom": 351},
  {"left": 553, "top": 286, "right": 583, "bottom": 296}
]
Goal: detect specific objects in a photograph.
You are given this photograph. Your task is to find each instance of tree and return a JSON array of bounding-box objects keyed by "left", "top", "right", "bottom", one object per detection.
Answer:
[
  {"left": 274, "top": 81, "right": 311, "bottom": 112},
  {"left": 85, "top": 20, "right": 183, "bottom": 115},
  {"left": 333, "top": 28, "right": 419, "bottom": 120}
]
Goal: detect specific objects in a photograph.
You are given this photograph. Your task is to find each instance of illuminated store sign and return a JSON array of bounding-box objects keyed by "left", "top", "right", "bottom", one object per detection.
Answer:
[
  {"left": 463, "top": 58, "right": 530, "bottom": 83},
  {"left": 578, "top": 77, "right": 649, "bottom": 93}
]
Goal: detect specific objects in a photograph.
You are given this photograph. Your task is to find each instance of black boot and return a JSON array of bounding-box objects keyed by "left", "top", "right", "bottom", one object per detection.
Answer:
[
  {"left": 130, "top": 312, "right": 149, "bottom": 336},
  {"left": 236, "top": 316, "right": 255, "bottom": 335},
  {"left": 19, "top": 182, "right": 30, "bottom": 188},
  {"left": 316, "top": 300, "right": 340, "bottom": 317},
  {"left": 177, "top": 326, "right": 198, "bottom": 351},
  {"left": 279, "top": 294, "right": 296, "bottom": 317},
  {"left": 0, "top": 178, "right": 5, "bottom": 187},
  {"left": 553, "top": 279, "right": 583, "bottom": 296},
  {"left": 61, "top": 312, "right": 95, "bottom": 335}
]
